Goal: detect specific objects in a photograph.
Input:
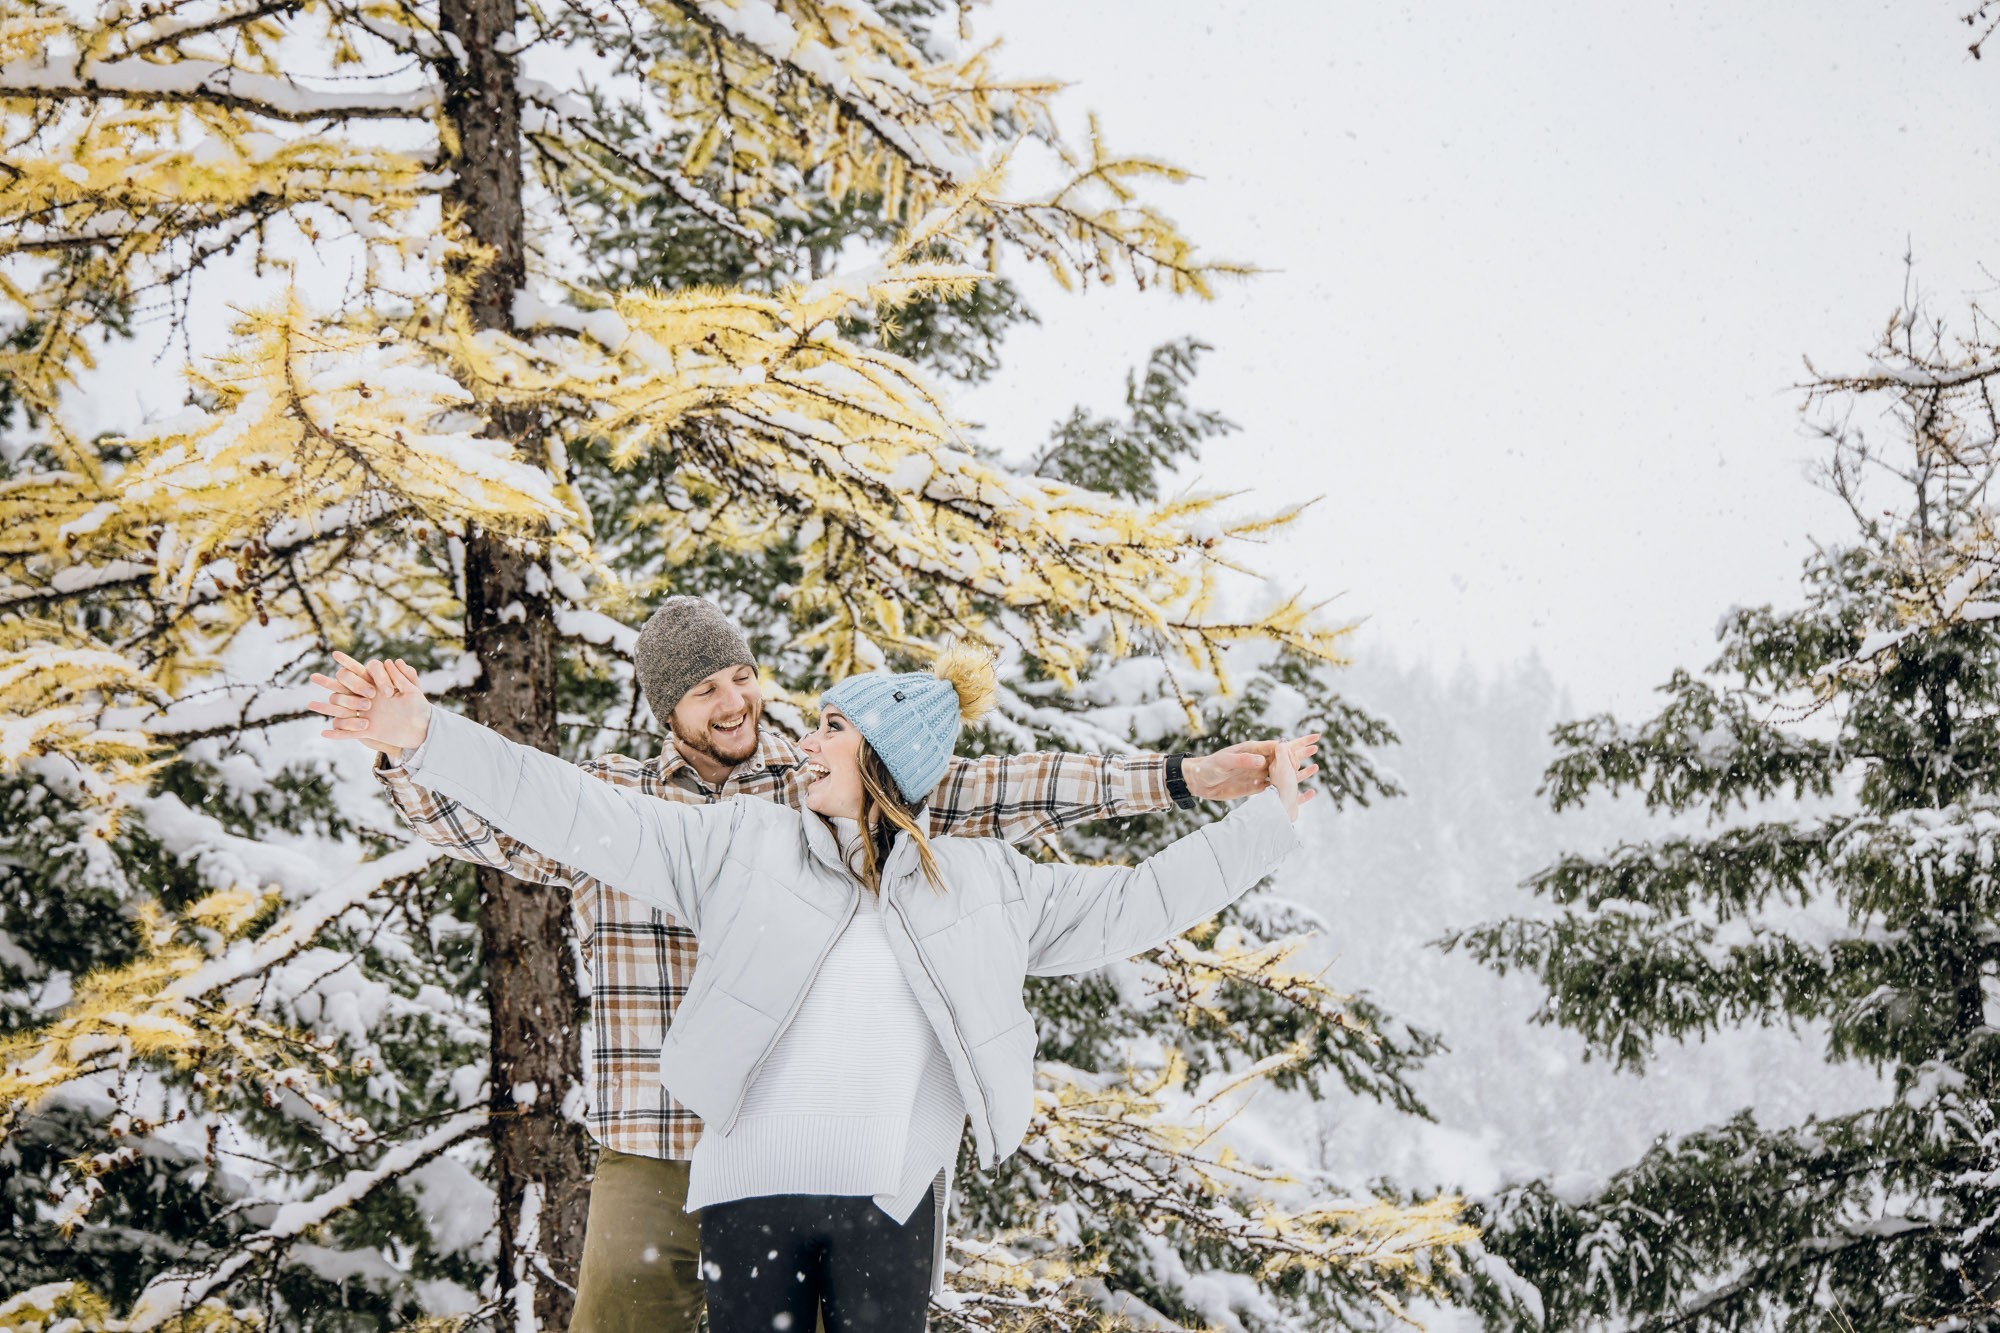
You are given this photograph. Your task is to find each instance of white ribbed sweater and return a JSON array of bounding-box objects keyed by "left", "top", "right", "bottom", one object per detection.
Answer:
[{"left": 683, "top": 822, "right": 967, "bottom": 1223}]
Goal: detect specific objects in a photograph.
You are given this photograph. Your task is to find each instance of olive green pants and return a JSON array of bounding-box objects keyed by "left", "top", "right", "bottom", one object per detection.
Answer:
[{"left": 569, "top": 1150, "right": 704, "bottom": 1333}]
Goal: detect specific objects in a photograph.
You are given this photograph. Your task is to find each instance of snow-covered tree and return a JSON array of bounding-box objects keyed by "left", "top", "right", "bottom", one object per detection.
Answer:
[
  {"left": 0, "top": 1, "right": 1476, "bottom": 1330},
  {"left": 1448, "top": 300, "right": 2000, "bottom": 1329}
]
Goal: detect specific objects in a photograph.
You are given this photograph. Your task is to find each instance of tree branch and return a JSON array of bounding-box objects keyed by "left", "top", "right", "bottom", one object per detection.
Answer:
[
  {"left": 662, "top": 0, "right": 971, "bottom": 186},
  {"left": 1635, "top": 1218, "right": 1936, "bottom": 1333},
  {"left": 0, "top": 54, "right": 439, "bottom": 122},
  {"left": 119, "top": 0, "right": 306, "bottom": 59}
]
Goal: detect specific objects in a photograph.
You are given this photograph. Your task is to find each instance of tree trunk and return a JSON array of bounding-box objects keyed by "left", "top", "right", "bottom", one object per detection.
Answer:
[
  {"left": 465, "top": 534, "right": 590, "bottom": 1330},
  {"left": 438, "top": 0, "right": 525, "bottom": 331},
  {"left": 436, "top": 0, "right": 591, "bottom": 1325}
]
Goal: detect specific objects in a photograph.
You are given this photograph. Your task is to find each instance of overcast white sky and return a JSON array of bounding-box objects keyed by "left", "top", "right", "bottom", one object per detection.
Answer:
[{"left": 961, "top": 0, "right": 2000, "bottom": 714}]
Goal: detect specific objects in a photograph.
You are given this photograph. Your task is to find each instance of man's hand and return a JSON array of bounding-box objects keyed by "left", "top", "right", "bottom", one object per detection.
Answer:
[
  {"left": 309, "top": 653, "right": 432, "bottom": 761},
  {"left": 1184, "top": 734, "right": 1321, "bottom": 801}
]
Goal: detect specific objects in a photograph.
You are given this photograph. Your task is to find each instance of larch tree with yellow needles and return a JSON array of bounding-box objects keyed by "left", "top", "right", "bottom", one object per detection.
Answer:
[{"left": 0, "top": 1, "right": 1487, "bottom": 1329}]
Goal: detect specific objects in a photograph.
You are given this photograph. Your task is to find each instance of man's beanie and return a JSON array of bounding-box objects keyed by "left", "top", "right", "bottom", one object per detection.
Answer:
[
  {"left": 821, "top": 642, "right": 997, "bottom": 803},
  {"left": 633, "top": 597, "right": 757, "bottom": 724}
]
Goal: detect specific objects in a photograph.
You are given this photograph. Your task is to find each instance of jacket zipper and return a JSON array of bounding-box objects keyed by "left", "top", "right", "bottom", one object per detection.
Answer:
[
  {"left": 719, "top": 886, "right": 860, "bottom": 1135},
  {"left": 886, "top": 888, "right": 994, "bottom": 1156}
]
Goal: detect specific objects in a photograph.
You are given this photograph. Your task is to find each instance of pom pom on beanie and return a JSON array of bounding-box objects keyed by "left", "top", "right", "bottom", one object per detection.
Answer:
[
  {"left": 929, "top": 640, "right": 996, "bottom": 724},
  {"left": 820, "top": 642, "right": 997, "bottom": 802}
]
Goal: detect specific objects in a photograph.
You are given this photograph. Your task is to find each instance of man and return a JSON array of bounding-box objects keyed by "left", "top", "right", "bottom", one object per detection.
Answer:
[{"left": 312, "top": 598, "right": 1316, "bottom": 1333}]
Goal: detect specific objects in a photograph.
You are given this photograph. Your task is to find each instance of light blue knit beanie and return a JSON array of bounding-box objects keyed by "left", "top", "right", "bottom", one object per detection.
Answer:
[{"left": 821, "top": 643, "right": 996, "bottom": 803}]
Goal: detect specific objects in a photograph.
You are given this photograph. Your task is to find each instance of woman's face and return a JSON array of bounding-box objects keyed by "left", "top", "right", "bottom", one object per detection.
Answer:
[{"left": 800, "top": 706, "right": 865, "bottom": 819}]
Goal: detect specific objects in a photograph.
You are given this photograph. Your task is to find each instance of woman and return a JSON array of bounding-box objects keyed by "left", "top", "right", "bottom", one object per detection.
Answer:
[{"left": 327, "top": 645, "right": 1309, "bottom": 1332}]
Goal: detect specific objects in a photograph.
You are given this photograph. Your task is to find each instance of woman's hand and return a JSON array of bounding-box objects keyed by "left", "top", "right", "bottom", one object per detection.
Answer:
[
  {"left": 1185, "top": 734, "right": 1322, "bottom": 801},
  {"left": 309, "top": 653, "right": 432, "bottom": 761},
  {"left": 1269, "top": 736, "right": 1315, "bottom": 823}
]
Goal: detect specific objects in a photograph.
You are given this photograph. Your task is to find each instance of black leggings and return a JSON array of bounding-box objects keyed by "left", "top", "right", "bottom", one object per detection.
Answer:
[{"left": 700, "top": 1193, "right": 935, "bottom": 1333}]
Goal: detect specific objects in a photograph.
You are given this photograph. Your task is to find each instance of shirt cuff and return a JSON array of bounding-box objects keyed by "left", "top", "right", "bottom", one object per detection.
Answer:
[{"left": 369, "top": 731, "right": 432, "bottom": 778}]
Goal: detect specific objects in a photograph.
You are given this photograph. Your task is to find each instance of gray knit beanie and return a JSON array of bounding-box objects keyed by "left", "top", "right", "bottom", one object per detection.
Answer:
[{"left": 633, "top": 597, "right": 757, "bottom": 724}]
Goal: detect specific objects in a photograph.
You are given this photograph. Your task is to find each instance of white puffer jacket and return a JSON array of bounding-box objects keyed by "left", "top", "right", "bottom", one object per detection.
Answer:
[{"left": 406, "top": 707, "right": 1304, "bottom": 1168}]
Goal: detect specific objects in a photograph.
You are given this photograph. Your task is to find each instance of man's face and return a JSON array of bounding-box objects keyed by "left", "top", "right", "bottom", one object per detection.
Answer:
[{"left": 668, "top": 663, "right": 763, "bottom": 768}]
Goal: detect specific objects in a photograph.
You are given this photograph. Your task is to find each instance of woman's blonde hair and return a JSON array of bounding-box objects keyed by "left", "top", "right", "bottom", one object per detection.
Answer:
[{"left": 841, "top": 739, "right": 945, "bottom": 893}]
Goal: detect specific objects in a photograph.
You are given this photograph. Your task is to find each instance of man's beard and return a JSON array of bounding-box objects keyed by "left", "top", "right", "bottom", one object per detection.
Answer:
[{"left": 671, "top": 699, "right": 762, "bottom": 767}]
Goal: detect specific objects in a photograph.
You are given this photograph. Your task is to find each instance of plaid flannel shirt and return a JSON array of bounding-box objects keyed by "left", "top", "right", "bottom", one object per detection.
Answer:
[{"left": 373, "top": 727, "right": 1184, "bottom": 1160}]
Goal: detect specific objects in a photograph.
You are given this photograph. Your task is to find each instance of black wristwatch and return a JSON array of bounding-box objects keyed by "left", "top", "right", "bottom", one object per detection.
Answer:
[{"left": 1165, "top": 753, "right": 1197, "bottom": 809}]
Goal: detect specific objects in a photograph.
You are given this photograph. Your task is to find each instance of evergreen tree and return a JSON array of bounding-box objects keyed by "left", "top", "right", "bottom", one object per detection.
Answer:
[
  {"left": 0, "top": 3, "right": 1474, "bottom": 1331},
  {"left": 1447, "top": 302, "right": 2000, "bottom": 1329}
]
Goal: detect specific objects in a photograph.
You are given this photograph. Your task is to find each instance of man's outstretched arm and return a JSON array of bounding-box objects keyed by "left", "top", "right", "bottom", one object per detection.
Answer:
[
  {"left": 374, "top": 750, "right": 644, "bottom": 888},
  {"left": 927, "top": 736, "right": 1321, "bottom": 843}
]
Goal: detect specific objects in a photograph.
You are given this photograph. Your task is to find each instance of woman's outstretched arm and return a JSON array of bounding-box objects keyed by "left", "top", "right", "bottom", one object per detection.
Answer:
[
  {"left": 402, "top": 707, "right": 742, "bottom": 931},
  {"left": 1018, "top": 740, "right": 1311, "bottom": 976}
]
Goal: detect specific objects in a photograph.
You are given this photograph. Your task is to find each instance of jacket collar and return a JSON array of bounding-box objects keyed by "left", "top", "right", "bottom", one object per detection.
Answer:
[
  {"left": 800, "top": 809, "right": 925, "bottom": 889},
  {"left": 802, "top": 810, "right": 846, "bottom": 871}
]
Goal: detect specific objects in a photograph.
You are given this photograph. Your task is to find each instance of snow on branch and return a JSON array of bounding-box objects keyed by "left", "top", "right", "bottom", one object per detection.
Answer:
[
  {"left": 1655, "top": 1219, "right": 1935, "bottom": 1328},
  {"left": 643, "top": 10, "right": 1231, "bottom": 296},
  {"left": 0, "top": 295, "right": 593, "bottom": 783},
  {"left": 553, "top": 605, "right": 641, "bottom": 655},
  {"left": 1151, "top": 933, "right": 1374, "bottom": 1042},
  {"left": 985, "top": 1052, "right": 1477, "bottom": 1324},
  {"left": 0, "top": 122, "right": 440, "bottom": 263},
  {"left": 518, "top": 81, "right": 775, "bottom": 260},
  {"left": 0, "top": 491, "right": 423, "bottom": 616},
  {"left": 0, "top": 98, "right": 439, "bottom": 421},
  {"left": 164, "top": 844, "right": 438, "bottom": 1002},
  {"left": 111, "top": 654, "right": 478, "bottom": 743},
  {"left": 120, "top": 1109, "right": 487, "bottom": 1333},
  {"left": 0, "top": 629, "right": 163, "bottom": 777},
  {"left": 0, "top": 841, "right": 436, "bottom": 1127},
  {"left": 109, "top": 0, "right": 311, "bottom": 60},
  {"left": 930, "top": 1239, "right": 1123, "bottom": 1333},
  {"left": 1798, "top": 303, "right": 2000, "bottom": 659},
  {"left": 671, "top": 0, "right": 995, "bottom": 184},
  {"left": 3, "top": 297, "right": 592, "bottom": 646},
  {"left": 0, "top": 51, "right": 438, "bottom": 122},
  {"left": 0, "top": 560, "right": 156, "bottom": 609},
  {"left": 1816, "top": 352, "right": 2000, "bottom": 392}
]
